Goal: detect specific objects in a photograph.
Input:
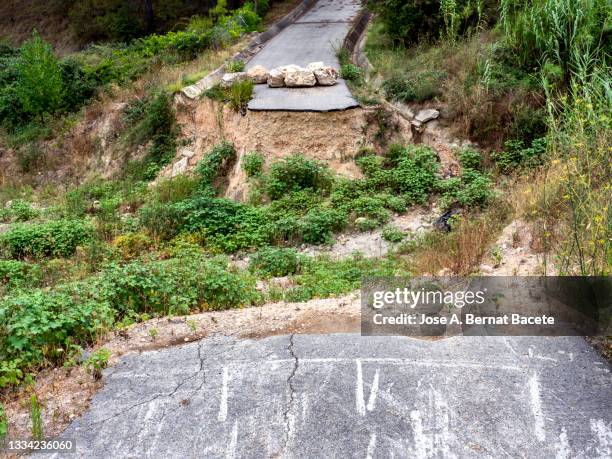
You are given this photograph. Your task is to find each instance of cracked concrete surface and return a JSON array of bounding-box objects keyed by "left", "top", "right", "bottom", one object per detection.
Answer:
[{"left": 46, "top": 334, "right": 611, "bottom": 458}]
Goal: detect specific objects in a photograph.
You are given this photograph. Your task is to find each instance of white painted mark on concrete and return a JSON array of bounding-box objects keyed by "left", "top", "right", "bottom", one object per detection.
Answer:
[
  {"left": 301, "top": 393, "right": 309, "bottom": 423},
  {"left": 529, "top": 372, "right": 546, "bottom": 441},
  {"left": 356, "top": 359, "right": 366, "bottom": 416},
  {"left": 226, "top": 420, "right": 238, "bottom": 459},
  {"left": 590, "top": 419, "right": 612, "bottom": 458},
  {"left": 218, "top": 366, "right": 231, "bottom": 422},
  {"left": 503, "top": 337, "right": 519, "bottom": 357},
  {"left": 410, "top": 410, "right": 429, "bottom": 459},
  {"left": 535, "top": 354, "right": 558, "bottom": 363},
  {"left": 555, "top": 427, "right": 571, "bottom": 459},
  {"left": 367, "top": 369, "right": 380, "bottom": 412},
  {"left": 366, "top": 432, "right": 377, "bottom": 459},
  {"left": 357, "top": 360, "right": 381, "bottom": 416}
]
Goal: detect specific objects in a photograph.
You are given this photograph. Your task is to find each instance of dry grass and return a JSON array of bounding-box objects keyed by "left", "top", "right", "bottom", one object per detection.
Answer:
[{"left": 410, "top": 201, "right": 512, "bottom": 275}]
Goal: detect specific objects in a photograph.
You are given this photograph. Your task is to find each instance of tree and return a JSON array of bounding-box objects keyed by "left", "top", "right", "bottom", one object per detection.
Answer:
[{"left": 14, "top": 32, "right": 64, "bottom": 117}]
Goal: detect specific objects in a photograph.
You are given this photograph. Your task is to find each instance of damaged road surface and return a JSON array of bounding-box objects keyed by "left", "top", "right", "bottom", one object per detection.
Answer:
[
  {"left": 49, "top": 334, "right": 611, "bottom": 458},
  {"left": 246, "top": 0, "right": 361, "bottom": 111}
]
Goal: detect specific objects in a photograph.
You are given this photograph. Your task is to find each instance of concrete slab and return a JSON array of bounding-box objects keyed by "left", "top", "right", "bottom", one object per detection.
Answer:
[
  {"left": 246, "top": 0, "right": 362, "bottom": 111},
  {"left": 50, "top": 334, "right": 612, "bottom": 458}
]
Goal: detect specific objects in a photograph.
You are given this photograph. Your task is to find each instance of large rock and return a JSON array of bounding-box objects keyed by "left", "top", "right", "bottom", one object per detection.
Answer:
[
  {"left": 313, "top": 66, "right": 338, "bottom": 86},
  {"left": 284, "top": 66, "right": 316, "bottom": 87},
  {"left": 246, "top": 65, "right": 269, "bottom": 84},
  {"left": 414, "top": 108, "right": 440, "bottom": 124},
  {"left": 268, "top": 68, "right": 287, "bottom": 87},
  {"left": 268, "top": 65, "right": 302, "bottom": 87},
  {"left": 221, "top": 72, "right": 248, "bottom": 88}
]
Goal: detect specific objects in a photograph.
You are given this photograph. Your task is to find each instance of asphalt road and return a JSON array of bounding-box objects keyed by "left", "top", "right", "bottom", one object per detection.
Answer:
[
  {"left": 49, "top": 334, "right": 611, "bottom": 458},
  {"left": 246, "top": 0, "right": 361, "bottom": 111}
]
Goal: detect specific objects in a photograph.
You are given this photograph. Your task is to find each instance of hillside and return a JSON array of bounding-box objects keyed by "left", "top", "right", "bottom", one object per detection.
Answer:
[{"left": 0, "top": 0, "right": 610, "bottom": 455}]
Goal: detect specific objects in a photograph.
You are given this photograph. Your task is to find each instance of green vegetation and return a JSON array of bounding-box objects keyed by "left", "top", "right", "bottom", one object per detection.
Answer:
[
  {"left": 0, "top": 0, "right": 608, "bottom": 405},
  {"left": 0, "top": 402, "right": 7, "bottom": 442},
  {"left": 368, "top": 0, "right": 610, "bottom": 276},
  {"left": 83, "top": 348, "right": 111, "bottom": 380},
  {"left": 30, "top": 394, "right": 43, "bottom": 440},
  {"left": 0, "top": 219, "right": 94, "bottom": 259},
  {"left": 249, "top": 247, "right": 301, "bottom": 277},
  {"left": 0, "top": 3, "right": 264, "bottom": 144},
  {"left": 382, "top": 225, "right": 406, "bottom": 243},
  {"left": 242, "top": 151, "right": 265, "bottom": 178}
]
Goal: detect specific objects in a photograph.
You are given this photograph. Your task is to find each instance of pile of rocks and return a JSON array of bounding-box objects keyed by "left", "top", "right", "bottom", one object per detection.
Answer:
[{"left": 221, "top": 62, "right": 338, "bottom": 88}]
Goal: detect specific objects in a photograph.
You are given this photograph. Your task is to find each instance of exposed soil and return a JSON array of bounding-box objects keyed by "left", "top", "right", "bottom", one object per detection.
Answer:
[
  {"left": 479, "top": 218, "right": 549, "bottom": 275},
  {"left": 165, "top": 99, "right": 413, "bottom": 201}
]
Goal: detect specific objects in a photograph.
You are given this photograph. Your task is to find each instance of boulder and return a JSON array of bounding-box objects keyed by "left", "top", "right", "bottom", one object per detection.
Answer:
[
  {"left": 221, "top": 72, "right": 247, "bottom": 88},
  {"left": 414, "top": 108, "right": 440, "bottom": 124},
  {"left": 284, "top": 66, "right": 316, "bottom": 87},
  {"left": 268, "top": 68, "right": 286, "bottom": 87},
  {"left": 313, "top": 66, "right": 338, "bottom": 86},
  {"left": 307, "top": 61, "right": 325, "bottom": 71},
  {"left": 246, "top": 65, "right": 269, "bottom": 84}
]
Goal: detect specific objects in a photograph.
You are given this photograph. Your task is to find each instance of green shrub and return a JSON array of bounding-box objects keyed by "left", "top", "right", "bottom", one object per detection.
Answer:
[
  {"left": 83, "top": 348, "right": 111, "bottom": 380},
  {"left": 355, "top": 217, "right": 379, "bottom": 232},
  {"left": 14, "top": 33, "right": 64, "bottom": 119},
  {"left": 266, "top": 155, "right": 333, "bottom": 200},
  {"left": 0, "top": 288, "right": 114, "bottom": 378},
  {"left": 0, "top": 260, "right": 42, "bottom": 290},
  {"left": 382, "top": 225, "right": 406, "bottom": 242},
  {"left": 249, "top": 247, "right": 300, "bottom": 277},
  {"left": 458, "top": 148, "right": 482, "bottom": 171},
  {"left": 0, "top": 219, "right": 94, "bottom": 259},
  {"left": 112, "top": 232, "right": 153, "bottom": 259},
  {"left": 438, "top": 169, "right": 493, "bottom": 208},
  {"left": 368, "top": 0, "right": 495, "bottom": 45},
  {"left": 226, "top": 59, "right": 245, "bottom": 72},
  {"left": 242, "top": 151, "right": 265, "bottom": 178},
  {"left": 390, "top": 145, "right": 439, "bottom": 204},
  {"left": 96, "top": 255, "right": 259, "bottom": 315},
  {"left": 340, "top": 64, "right": 362, "bottom": 82},
  {"left": 355, "top": 155, "right": 384, "bottom": 176},
  {"left": 455, "top": 170, "right": 494, "bottom": 207},
  {"left": 0, "top": 199, "right": 38, "bottom": 222},
  {"left": 492, "top": 137, "right": 547, "bottom": 173},
  {"left": 299, "top": 207, "right": 347, "bottom": 244},
  {"left": 349, "top": 196, "right": 392, "bottom": 224},
  {"left": 196, "top": 141, "right": 236, "bottom": 189},
  {"left": 285, "top": 254, "right": 409, "bottom": 302}
]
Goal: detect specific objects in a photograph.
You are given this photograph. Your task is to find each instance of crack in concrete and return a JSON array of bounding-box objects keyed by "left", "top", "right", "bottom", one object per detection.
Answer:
[
  {"left": 92, "top": 344, "right": 207, "bottom": 426},
  {"left": 281, "top": 334, "right": 300, "bottom": 454}
]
